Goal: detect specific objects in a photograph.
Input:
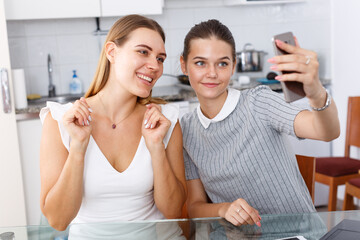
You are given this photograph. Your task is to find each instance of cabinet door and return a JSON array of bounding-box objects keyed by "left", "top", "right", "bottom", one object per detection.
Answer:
[
  {"left": 101, "top": 0, "right": 163, "bottom": 17},
  {"left": 4, "top": 0, "right": 100, "bottom": 20},
  {"left": 0, "top": 0, "right": 27, "bottom": 227},
  {"left": 17, "top": 119, "right": 42, "bottom": 225}
]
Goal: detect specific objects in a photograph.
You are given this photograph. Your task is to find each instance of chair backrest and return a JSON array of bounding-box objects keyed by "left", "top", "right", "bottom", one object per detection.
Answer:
[
  {"left": 345, "top": 96, "right": 360, "bottom": 157},
  {"left": 296, "top": 154, "right": 315, "bottom": 203}
]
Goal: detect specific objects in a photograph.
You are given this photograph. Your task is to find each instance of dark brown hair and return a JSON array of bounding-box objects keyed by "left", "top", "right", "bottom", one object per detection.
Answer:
[
  {"left": 182, "top": 19, "right": 236, "bottom": 63},
  {"left": 85, "top": 14, "right": 166, "bottom": 104}
]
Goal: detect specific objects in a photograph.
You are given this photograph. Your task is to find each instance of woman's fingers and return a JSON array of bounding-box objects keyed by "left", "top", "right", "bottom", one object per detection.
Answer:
[
  {"left": 272, "top": 62, "right": 317, "bottom": 75},
  {"left": 77, "top": 102, "right": 91, "bottom": 124},
  {"left": 228, "top": 214, "right": 242, "bottom": 226},
  {"left": 275, "top": 72, "right": 313, "bottom": 83},
  {"left": 146, "top": 112, "right": 161, "bottom": 129},
  {"left": 143, "top": 104, "right": 163, "bottom": 129},
  {"left": 143, "top": 107, "right": 156, "bottom": 128},
  {"left": 80, "top": 97, "right": 89, "bottom": 107},
  {"left": 74, "top": 109, "right": 86, "bottom": 126},
  {"left": 225, "top": 199, "right": 261, "bottom": 227},
  {"left": 271, "top": 54, "right": 313, "bottom": 65},
  {"left": 80, "top": 97, "right": 93, "bottom": 113},
  {"left": 275, "top": 39, "right": 315, "bottom": 57},
  {"left": 77, "top": 102, "right": 91, "bottom": 125},
  {"left": 72, "top": 99, "right": 92, "bottom": 126},
  {"left": 232, "top": 207, "right": 251, "bottom": 226},
  {"left": 270, "top": 54, "right": 318, "bottom": 72},
  {"left": 146, "top": 103, "right": 161, "bottom": 111},
  {"left": 237, "top": 200, "right": 261, "bottom": 227},
  {"left": 268, "top": 50, "right": 319, "bottom": 84},
  {"left": 274, "top": 39, "right": 298, "bottom": 54},
  {"left": 224, "top": 206, "right": 245, "bottom": 226}
]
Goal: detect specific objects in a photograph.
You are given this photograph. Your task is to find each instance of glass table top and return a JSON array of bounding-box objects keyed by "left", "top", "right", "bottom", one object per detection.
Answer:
[{"left": 1, "top": 210, "right": 360, "bottom": 240}]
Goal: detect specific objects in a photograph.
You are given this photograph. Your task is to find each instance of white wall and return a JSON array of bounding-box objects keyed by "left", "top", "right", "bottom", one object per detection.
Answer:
[
  {"left": 331, "top": 0, "right": 360, "bottom": 157},
  {"left": 7, "top": 0, "right": 331, "bottom": 97},
  {"left": 331, "top": 0, "right": 360, "bottom": 201}
]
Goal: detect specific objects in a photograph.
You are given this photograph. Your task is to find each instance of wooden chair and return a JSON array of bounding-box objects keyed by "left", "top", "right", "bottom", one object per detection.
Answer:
[
  {"left": 315, "top": 96, "right": 360, "bottom": 211},
  {"left": 342, "top": 176, "right": 360, "bottom": 210},
  {"left": 296, "top": 154, "right": 316, "bottom": 203}
]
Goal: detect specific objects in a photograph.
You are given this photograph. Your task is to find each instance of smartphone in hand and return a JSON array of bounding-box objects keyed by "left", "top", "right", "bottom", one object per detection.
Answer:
[{"left": 272, "top": 32, "right": 306, "bottom": 103}]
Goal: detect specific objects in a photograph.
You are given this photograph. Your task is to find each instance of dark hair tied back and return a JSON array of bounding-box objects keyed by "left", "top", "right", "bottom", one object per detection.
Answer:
[{"left": 182, "top": 19, "right": 236, "bottom": 62}]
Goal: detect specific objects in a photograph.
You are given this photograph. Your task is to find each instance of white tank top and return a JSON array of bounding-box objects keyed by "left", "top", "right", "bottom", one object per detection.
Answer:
[{"left": 40, "top": 101, "right": 180, "bottom": 223}]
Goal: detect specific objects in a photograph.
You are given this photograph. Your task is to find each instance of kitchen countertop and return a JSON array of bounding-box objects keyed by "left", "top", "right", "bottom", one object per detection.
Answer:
[
  {"left": 15, "top": 84, "right": 199, "bottom": 121},
  {"left": 15, "top": 78, "right": 331, "bottom": 121}
]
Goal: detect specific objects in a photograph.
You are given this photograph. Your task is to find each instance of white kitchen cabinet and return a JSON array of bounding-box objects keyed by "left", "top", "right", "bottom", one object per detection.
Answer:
[
  {"left": 16, "top": 119, "right": 42, "bottom": 226},
  {"left": 4, "top": 0, "right": 100, "bottom": 20},
  {"left": 223, "top": 0, "right": 305, "bottom": 5},
  {"left": 100, "top": 0, "right": 163, "bottom": 17}
]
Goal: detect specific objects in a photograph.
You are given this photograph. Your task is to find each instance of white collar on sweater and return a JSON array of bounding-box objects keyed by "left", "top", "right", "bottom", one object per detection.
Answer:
[{"left": 197, "top": 88, "right": 240, "bottom": 129}]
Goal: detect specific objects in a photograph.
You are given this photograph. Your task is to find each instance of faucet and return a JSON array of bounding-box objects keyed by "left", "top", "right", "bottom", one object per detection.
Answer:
[{"left": 48, "top": 54, "right": 56, "bottom": 97}]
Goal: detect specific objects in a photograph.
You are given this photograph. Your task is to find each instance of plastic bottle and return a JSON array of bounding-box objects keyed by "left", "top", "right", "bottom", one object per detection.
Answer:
[{"left": 69, "top": 70, "right": 82, "bottom": 94}]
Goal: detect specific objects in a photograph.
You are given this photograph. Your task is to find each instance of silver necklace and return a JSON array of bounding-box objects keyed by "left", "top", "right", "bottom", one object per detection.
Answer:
[{"left": 98, "top": 94, "right": 135, "bottom": 129}]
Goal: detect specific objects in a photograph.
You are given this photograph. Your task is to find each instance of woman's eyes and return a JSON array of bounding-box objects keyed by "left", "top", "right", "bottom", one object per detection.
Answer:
[
  {"left": 194, "top": 61, "right": 229, "bottom": 67},
  {"left": 138, "top": 50, "right": 165, "bottom": 63},
  {"left": 138, "top": 50, "right": 148, "bottom": 55},
  {"left": 218, "top": 62, "right": 228, "bottom": 67},
  {"left": 157, "top": 57, "right": 165, "bottom": 63}
]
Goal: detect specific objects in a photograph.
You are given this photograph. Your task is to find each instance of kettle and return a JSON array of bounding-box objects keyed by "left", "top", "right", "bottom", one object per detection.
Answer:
[{"left": 236, "top": 43, "right": 267, "bottom": 72}]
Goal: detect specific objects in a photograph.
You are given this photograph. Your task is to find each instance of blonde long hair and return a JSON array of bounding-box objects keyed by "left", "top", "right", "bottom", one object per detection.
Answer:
[{"left": 85, "top": 14, "right": 166, "bottom": 105}]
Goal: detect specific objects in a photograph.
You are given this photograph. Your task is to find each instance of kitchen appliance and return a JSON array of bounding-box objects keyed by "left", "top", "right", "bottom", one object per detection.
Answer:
[
  {"left": 163, "top": 74, "right": 190, "bottom": 85},
  {"left": 237, "top": 43, "right": 267, "bottom": 72}
]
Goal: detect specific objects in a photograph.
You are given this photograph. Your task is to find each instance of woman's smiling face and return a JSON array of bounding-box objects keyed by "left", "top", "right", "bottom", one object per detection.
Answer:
[
  {"left": 181, "top": 37, "right": 235, "bottom": 101},
  {"left": 109, "top": 27, "right": 166, "bottom": 98}
]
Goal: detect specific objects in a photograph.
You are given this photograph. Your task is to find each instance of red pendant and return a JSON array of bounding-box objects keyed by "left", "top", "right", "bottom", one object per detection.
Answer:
[{"left": 112, "top": 124, "right": 116, "bottom": 129}]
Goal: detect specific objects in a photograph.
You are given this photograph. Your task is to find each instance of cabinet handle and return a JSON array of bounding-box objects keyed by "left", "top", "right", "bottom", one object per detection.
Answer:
[{"left": 0, "top": 68, "right": 12, "bottom": 114}]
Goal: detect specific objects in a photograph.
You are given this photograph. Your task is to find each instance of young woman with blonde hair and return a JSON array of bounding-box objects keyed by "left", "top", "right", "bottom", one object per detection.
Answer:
[{"left": 39, "top": 15, "right": 186, "bottom": 231}]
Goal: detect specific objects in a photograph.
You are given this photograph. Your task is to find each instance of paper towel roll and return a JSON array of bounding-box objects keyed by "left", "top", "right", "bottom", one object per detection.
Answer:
[{"left": 12, "top": 69, "right": 28, "bottom": 109}]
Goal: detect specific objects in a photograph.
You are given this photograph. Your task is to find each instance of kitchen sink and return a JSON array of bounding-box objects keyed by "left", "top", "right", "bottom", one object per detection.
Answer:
[{"left": 28, "top": 93, "right": 84, "bottom": 105}]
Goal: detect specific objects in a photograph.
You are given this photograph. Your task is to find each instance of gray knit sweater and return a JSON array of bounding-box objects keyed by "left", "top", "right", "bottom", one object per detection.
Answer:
[{"left": 181, "top": 86, "right": 315, "bottom": 214}]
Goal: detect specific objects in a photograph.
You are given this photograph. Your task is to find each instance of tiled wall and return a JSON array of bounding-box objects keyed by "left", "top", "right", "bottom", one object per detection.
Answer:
[{"left": 6, "top": 0, "right": 331, "bottom": 96}]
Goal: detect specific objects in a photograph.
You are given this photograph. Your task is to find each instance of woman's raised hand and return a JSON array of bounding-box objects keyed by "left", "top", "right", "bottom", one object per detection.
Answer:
[
  {"left": 219, "top": 198, "right": 261, "bottom": 227},
  {"left": 142, "top": 103, "right": 171, "bottom": 151},
  {"left": 268, "top": 37, "right": 325, "bottom": 102},
  {"left": 62, "top": 97, "right": 92, "bottom": 145}
]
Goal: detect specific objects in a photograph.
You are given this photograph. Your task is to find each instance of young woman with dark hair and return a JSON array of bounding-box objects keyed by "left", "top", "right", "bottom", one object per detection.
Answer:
[{"left": 180, "top": 19, "right": 339, "bottom": 226}]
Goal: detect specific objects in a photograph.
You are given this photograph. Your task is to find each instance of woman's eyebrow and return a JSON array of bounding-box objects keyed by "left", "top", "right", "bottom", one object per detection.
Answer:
[
  {"left": 219, "top": 56, "right": 231, "bottom": 60},
  {"left": 192, "top": 56, "right": 231, "bottom": 60},
  {"left": 135, "top": 44, "right": 167, "bottom": 58},
  {"left": 135, "top": 44, "right": 152, "bottom": 50},
  {"left": 192, "top": 56, "right": 207, "bottom": 60}
]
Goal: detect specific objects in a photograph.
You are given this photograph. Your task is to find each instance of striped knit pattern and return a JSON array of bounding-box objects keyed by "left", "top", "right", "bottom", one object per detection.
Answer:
[{"left": 181, "top": 86, "right": 315, "bottom": 214}]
